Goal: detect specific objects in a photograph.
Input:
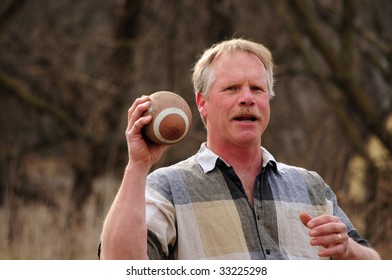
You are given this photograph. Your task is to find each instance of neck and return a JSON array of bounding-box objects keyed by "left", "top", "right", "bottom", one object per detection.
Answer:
[
  {"left": 207, "top": 140, "right": 262, "bottom": 206},
  {"left": 207, "top": 140, "right": 263, "bottom": 171}
]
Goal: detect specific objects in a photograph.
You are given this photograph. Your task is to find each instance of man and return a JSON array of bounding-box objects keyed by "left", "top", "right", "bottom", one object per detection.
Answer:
[{"left": 99, "top": 38, "right": 380, "bottom": 260}]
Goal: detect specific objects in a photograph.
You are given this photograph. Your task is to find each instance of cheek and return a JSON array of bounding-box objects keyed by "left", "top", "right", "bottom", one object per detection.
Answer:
[
  {"left": 264, "top": 104, "right": 270, "bottom": 117},
  {"left": 204, "top": 98, "right": 228, "bottom": 118},
  {"left": 259, "top": 97, "right": 270, "bottom": 113},
  {"left": 257, "top": 99, "right": 271, "bottom": 123}
]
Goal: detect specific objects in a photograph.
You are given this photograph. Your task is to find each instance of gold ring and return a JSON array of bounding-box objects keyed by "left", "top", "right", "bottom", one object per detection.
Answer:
[{"left": 337, "top": 233, "right": 342, "bottom": 241}]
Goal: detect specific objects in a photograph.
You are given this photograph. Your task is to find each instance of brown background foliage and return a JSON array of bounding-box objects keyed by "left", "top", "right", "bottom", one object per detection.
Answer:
[{"left": 0, "top": 0, "right": 391, "bottom": 259}]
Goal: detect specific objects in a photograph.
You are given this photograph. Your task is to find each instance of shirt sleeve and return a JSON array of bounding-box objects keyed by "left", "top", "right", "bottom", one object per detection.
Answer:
[
  {"left": 145, "top": 170, "right": 177, "bottom": 259},
  {"left": 348, "top": 230, "right": 371, "bottom": 247}
]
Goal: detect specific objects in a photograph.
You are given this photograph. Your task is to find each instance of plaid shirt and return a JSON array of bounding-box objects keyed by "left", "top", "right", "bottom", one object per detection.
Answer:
[{"left": 143, "top": 143, "right": 369, "bottom": 259}]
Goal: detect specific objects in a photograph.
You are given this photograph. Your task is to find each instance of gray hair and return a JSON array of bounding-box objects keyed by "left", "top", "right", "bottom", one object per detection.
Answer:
[{"left": 192, "top": 38, "right": 275, "bottom": 100}]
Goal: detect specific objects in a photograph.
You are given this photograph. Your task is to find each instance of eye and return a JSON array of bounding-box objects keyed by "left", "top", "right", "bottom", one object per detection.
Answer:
[
  {"left": 251, "top": 85, "right": 267, "bottom": 93},
  {"left": 224, "top": 86, "right": 238, "bottom": 92}
]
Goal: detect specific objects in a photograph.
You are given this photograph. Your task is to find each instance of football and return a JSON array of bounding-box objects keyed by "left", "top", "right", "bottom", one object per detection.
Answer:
[{"left": 142, "top": 91, "right": 192, "bottom": 145}]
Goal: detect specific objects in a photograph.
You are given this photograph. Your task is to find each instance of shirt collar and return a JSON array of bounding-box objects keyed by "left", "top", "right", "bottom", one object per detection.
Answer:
[{"left": 195, "top": 142, "right": 283, "bottom": 174}]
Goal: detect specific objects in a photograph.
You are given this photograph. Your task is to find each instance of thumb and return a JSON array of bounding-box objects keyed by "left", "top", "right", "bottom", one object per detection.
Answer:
[{"left": 299, "top": 211, "right": 313, "bottom": 228}]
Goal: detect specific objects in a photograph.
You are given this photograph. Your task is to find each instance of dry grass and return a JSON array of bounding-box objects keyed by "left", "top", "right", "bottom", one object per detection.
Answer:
[{"left": 0, "top": 175, "right": 118, "bottom": 260}]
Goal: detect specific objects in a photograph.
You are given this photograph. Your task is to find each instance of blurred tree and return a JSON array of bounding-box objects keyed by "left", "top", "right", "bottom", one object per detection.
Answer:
[
  {"left": 271, "top": 0, "right": 392, "bottom": 254},
  {"left": 0, "top": 0, "right": 390, "bottom": 259}
]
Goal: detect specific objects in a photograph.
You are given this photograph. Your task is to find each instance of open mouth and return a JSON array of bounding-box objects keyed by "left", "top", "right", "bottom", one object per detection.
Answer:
[{"left": 233, "top": 115, "right": 258, "bottom": 123}]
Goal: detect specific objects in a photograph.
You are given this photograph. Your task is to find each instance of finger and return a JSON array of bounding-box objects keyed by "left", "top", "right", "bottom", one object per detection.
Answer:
[
  {"left": 299, "top": 211, "right": 313, "bottom": 228},
  {"left": 310, "top": 232, "right": 347, "bottom": 247},
  {"left": 309, "top": 221, "right": 347, "bottom": 238},
  {"left": 317, "top": 242, "right": 348, "bottom": 259},
  {"left": 127, "top": 101, "right": 151, "bottom": 134},
  {"left": 130, "top": 115, "right": 152, "bottom": 136},
  {"left": 307, "top": 214, "right": 340, "bottom": 228},
  {"left": 127, "top": 95, "right": 150, "bottom": 123}
]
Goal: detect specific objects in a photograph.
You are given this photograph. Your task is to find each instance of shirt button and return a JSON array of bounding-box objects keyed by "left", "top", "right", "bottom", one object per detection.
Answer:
[{"left": 265, "top": 249, "right": 271, "bottom": 255}]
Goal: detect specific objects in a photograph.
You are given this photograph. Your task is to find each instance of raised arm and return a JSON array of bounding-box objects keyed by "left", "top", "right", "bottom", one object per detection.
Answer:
[{"left": 100, "top": 96, "right": 169, "bottom": 259}]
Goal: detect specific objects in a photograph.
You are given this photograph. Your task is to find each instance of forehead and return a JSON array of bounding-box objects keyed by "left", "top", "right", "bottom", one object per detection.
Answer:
[{"left": 211, "top": 51, "right": 267, "bottom": 81}]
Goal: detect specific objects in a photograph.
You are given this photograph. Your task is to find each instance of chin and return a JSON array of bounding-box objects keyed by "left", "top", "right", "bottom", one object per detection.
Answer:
[{"left": 235, "top": 136, "right": 261, "bottom": 147}]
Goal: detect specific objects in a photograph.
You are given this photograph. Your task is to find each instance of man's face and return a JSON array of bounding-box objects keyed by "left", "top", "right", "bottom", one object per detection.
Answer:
[{"left": 197, "top": 51, "right": 271, "bottom": 149}]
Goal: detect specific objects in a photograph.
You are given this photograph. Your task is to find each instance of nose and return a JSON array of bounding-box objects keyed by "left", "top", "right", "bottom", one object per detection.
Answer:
[{"left": 239, "top": 88, "right": 255, "bottom": 106}]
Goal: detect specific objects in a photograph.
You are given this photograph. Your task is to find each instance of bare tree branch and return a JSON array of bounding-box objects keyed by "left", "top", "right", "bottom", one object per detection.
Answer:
[
  {"left": 287, "top": 0, "right": 392, "bottom": 154},
  {"left": 0, "top": 71, "right": 99, "bottom": 143},
  {"left": 0, "top": 0, "right": 27, "bottom": 31}
]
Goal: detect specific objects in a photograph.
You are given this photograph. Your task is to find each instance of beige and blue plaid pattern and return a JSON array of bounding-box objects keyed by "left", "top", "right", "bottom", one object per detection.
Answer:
[{"left": 144, "top": 144, "right": 369, "bottom": 260}]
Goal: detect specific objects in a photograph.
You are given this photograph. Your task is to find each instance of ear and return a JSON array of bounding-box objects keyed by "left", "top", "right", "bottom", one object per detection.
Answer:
[{"left": 196, "top": 92, "right": 208, "bottom": 119}]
